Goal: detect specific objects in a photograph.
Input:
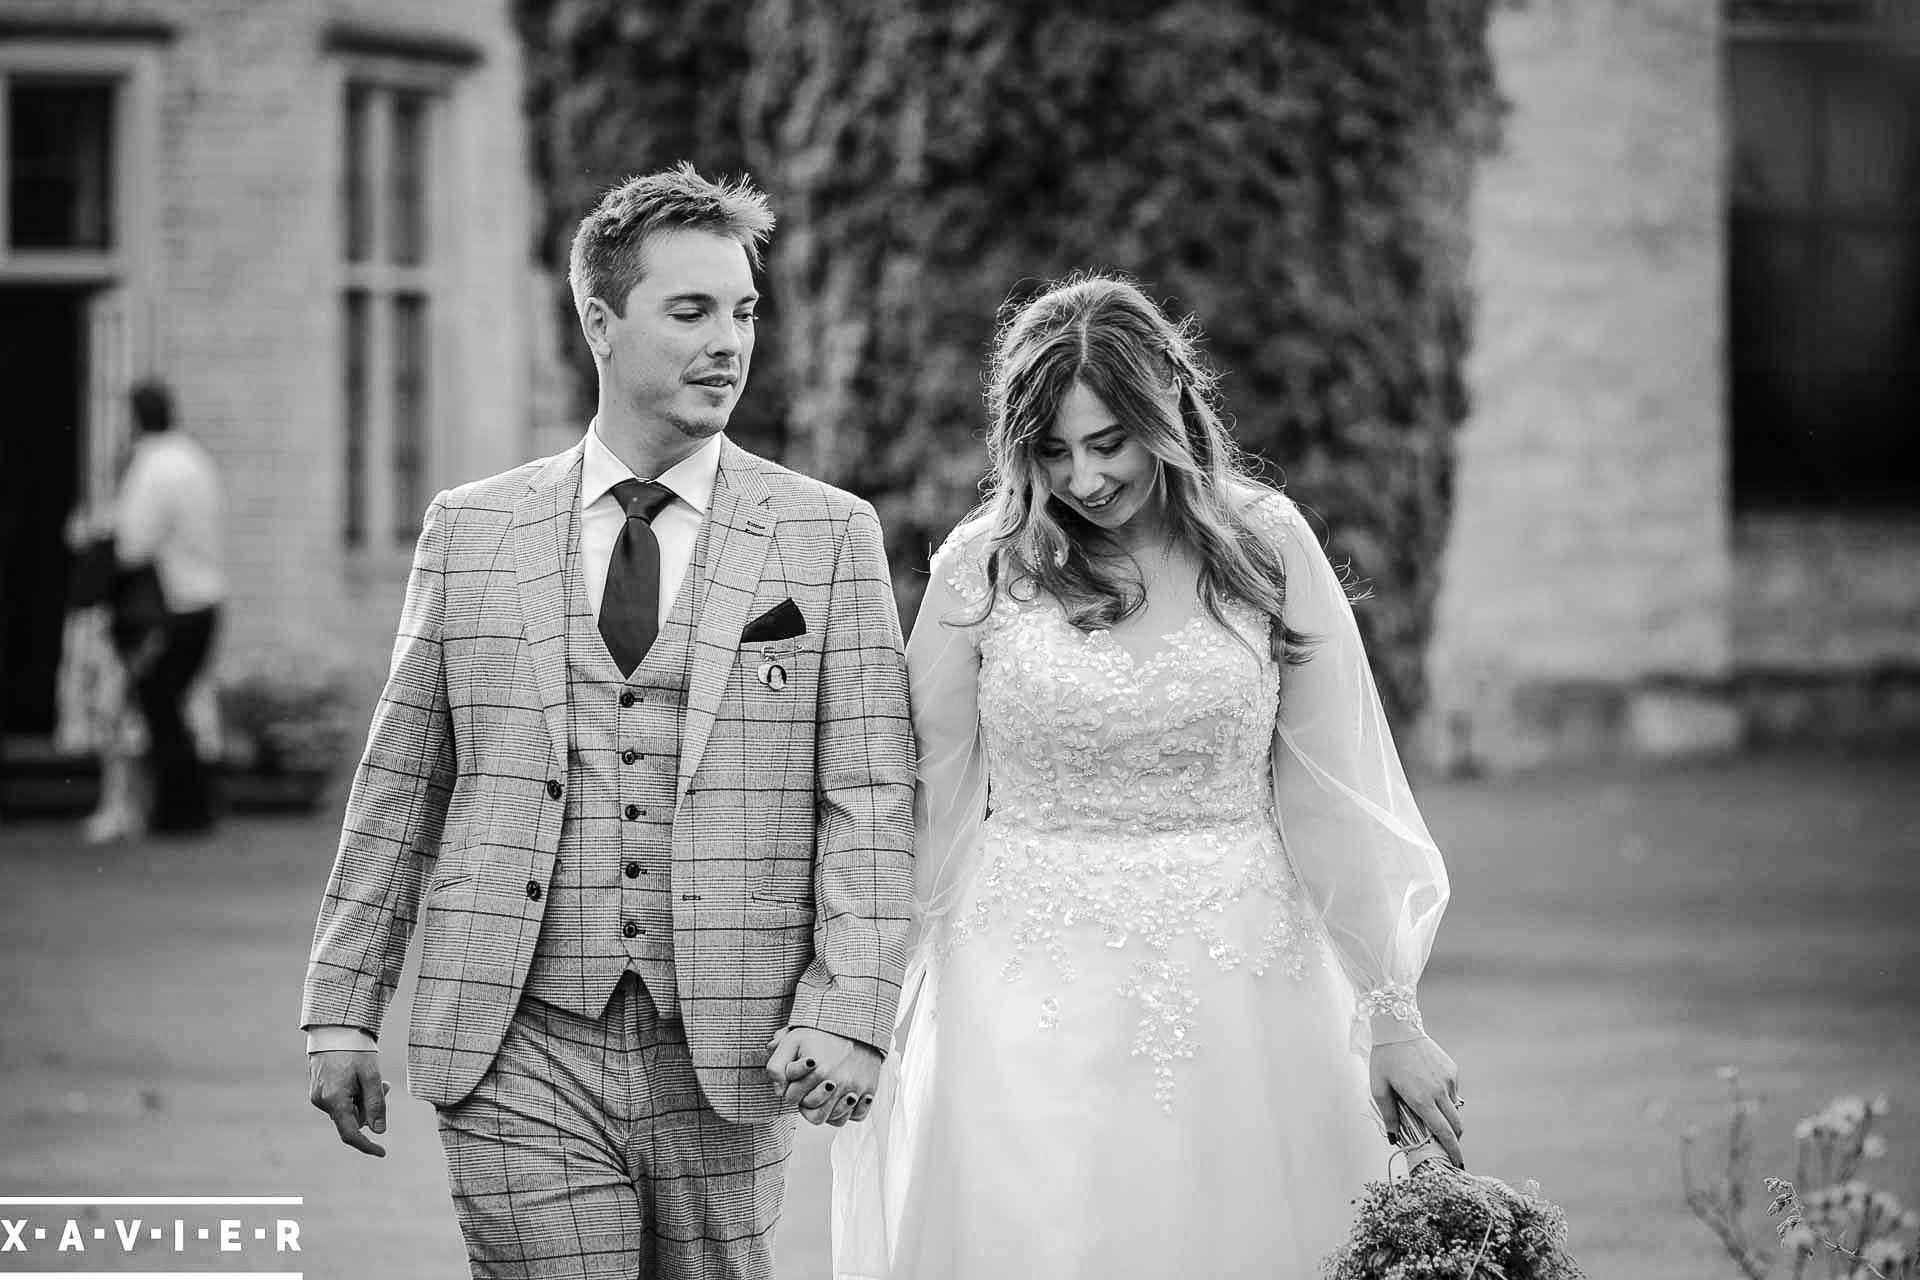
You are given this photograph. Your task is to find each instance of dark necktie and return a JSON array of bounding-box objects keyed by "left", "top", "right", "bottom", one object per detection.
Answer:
[{"left": 599, "top": 478, "right": 678, "bottom": 676}]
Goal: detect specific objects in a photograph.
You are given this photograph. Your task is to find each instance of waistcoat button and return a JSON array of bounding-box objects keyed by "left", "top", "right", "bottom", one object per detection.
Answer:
[{"left": 526, "top": 881, "right": 542, "bottom": 902}]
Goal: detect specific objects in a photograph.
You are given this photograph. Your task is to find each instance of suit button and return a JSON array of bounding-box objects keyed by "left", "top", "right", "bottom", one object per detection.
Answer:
[
  {"left": 622, "top": 922, "right": 640, "bottom": 939},
  {"left": 625, "top": 861, "right": 641, "bottom": 878},
  {"left": 621, "top": 749, "right": 639, "bottom": 765},
  {"left": 619, "top": 691, "right": 636, "bottom": 708},
  {"left": 546, "top": 779, "right": 563, "bottom": 799},
  {"left": 526, "top": 881, "right": 542, "bottom": 902},
  {"left": 625, "top": 804, "right": 641, "bottom": 820}
]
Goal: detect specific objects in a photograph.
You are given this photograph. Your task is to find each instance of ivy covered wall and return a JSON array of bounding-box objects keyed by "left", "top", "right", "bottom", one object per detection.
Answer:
[{"left": 514, "top": 0, "right": 1499, "bottom": 730}]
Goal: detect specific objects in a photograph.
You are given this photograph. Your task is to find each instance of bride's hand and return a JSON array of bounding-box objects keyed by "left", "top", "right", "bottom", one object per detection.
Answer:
[{"left": 1369, "top": 1035, "right": 1465, "bottom": 1169}]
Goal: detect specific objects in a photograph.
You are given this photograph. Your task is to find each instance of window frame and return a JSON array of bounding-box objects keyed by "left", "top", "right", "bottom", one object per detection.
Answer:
[
  {"left": 334, "top": 56, "right": 456, "bottom": 552},
  {"left": 0, "top": 39, "right": 160, "bottom": 518},
  {"left": 0, "top": 40, "right": 159, "bottom": 287}
]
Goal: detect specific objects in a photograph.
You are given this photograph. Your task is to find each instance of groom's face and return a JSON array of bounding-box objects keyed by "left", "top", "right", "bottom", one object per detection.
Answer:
[{"left": 597, "top": 228, "right": 758, "bottom": 440}]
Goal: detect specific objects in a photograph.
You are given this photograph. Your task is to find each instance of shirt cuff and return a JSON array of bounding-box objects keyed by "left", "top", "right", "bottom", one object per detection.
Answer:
[{"left": 306, "top": 1026, "right": 378, "bottom": 1054}]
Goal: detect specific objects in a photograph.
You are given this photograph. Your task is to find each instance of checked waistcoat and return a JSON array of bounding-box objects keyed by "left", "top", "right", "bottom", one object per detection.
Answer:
[{"left": 519, "top": 506, "right": 715, "bottom": 1021}]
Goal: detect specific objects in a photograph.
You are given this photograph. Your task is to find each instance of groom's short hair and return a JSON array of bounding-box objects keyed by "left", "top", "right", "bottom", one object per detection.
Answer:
[{"left": 567, "top": 162, "right": 775, "bottom": 320}]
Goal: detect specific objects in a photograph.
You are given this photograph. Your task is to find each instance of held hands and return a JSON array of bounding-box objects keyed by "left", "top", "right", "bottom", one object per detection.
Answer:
[
  {"left": 764, "top": 1027, "right": 882, "bottom": 1127},
  {"left": 308, "top": 1050, "right": 391, "bottom": 1158},
  {"left": 1369, "top": 1035, "right": 1466, "bottom": 1169}
]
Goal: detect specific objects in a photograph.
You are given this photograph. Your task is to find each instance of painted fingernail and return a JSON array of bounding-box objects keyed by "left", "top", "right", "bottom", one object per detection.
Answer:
[
  {"left": 805, "top": 1059, "right": 816, "bottom": 1069},
  {"left": 823, "top": 1082, "right": 836, "bottom": 1091}
]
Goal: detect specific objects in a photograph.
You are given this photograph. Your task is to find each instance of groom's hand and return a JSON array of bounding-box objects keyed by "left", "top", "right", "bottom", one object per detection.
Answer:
[
  {"left": 764, "top": 1027, "right": 881, "bottom": 1127},
  {"left": 308, "top": 1050, "right": 390, "bottom": 1158}
]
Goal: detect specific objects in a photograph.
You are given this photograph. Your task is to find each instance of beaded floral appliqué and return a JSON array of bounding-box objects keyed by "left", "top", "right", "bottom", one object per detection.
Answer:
[
  {"left": 936, "top": 524, "right": 1325, "bottom": 1114},
  {"left": 1355, "top": 982, "right": 1426, "bottom": 1037}
]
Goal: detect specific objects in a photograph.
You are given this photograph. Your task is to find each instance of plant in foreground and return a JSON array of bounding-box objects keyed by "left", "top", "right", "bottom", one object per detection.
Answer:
[{"left": 1684, "top": 1067, "right": 1916, "bottom": 1279}]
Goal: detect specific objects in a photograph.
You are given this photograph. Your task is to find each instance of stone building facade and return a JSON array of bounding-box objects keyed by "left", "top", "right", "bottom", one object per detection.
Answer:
[
  {"left": 0, "top": 0, "right": 548, "bottom": 750},
  {"left": 1424, "top": 0, "right": 1920, "bottom": 771},
  {"left": 6, "top": 0, "right": 1912, "bottom": 778}
]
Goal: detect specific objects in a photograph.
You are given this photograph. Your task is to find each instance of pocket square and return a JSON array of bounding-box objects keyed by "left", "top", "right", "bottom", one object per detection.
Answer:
[{"left": 741, "top": 598, "right": 807, "bottom": 643}]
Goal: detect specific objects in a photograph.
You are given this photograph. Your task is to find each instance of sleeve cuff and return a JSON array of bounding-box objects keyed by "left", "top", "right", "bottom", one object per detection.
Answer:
[
  {"left": 1355, "top": 983, "right": 1426, "bottom": 1046},
  {"left": 305, "top": 1025, "right": 378, "bottom": 1054},
  {"left": 785, "top": 973, "right": 897, "bottom": 1059}
]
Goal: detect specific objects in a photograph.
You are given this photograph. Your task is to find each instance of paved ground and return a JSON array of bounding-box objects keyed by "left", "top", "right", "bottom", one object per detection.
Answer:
[{"left": 2, "top": 748, "right": 1916, "bottom": 1278}]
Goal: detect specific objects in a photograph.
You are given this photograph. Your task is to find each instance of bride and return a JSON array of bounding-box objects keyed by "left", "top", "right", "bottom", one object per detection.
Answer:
[{"left": 831, "top": 274, "right": 1462, "bottom": 1278}]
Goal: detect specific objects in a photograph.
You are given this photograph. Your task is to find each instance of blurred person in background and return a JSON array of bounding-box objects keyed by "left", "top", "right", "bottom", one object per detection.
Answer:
[
  {"left": 113, "top": 379, "right": 224, "bottom": 835},
  {"left": 56, "top": 480, "right": 146, "bottom": 844},
  {"left": 834, "top": 274, "right": 1461, "bottom": 1280}
]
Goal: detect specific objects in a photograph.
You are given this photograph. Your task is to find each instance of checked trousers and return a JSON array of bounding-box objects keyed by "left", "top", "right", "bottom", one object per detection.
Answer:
[{"left": 436, "top": 975, "right": 797, "bottom": 1280}]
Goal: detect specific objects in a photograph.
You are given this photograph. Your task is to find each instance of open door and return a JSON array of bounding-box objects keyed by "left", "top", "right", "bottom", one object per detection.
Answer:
[
  {"left": 85, "top": 285, "right": 132, "bottom": 511},
  {"left": 0, "top": 287, "right": 90, "bottom": 738}
]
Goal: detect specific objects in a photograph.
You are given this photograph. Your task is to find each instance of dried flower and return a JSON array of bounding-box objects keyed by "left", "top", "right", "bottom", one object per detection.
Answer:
[
  {"left": 1862, "top": 1238, "right": 1907, "bottom": 1273},
  {"left": 1323, "top": 1159, "right": 1583, "bottom": 1279},
  {"left": 1780, "top": 1223, "right": 1817, "bottom": 1254},
  {"left": 1685, "top": 1078, "right": 1914, "bottom": 1280}
]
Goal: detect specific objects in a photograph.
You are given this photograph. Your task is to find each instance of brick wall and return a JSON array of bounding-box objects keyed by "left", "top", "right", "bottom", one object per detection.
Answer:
[{"left": 1422, "top": 0, "right": 1738, "bottom": 771}]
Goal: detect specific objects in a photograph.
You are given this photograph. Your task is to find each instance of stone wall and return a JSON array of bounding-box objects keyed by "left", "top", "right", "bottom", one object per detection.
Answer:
[{"left": 1423, "top": 0, "right": 1738, "bottom": 772}]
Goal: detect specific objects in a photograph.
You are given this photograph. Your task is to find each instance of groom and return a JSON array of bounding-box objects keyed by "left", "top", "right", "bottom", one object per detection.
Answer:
[{"left": 302, "top": 164, "right": 916, "bottom": 1279}]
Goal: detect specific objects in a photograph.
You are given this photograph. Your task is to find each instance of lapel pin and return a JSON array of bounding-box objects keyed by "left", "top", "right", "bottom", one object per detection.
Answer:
[{"left": 757, "top": 652, "right": 788, "bottom": 691}]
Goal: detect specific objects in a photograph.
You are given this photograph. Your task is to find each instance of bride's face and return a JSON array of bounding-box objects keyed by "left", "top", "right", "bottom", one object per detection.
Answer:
[{"left": 1036, "top": 382, "right": 1161, "bottom": 533}]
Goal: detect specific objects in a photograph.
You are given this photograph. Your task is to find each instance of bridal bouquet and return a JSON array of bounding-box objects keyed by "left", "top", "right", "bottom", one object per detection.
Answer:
[{"left": 1323, "top": 1110, "right": 1584, "bottom": 1280}]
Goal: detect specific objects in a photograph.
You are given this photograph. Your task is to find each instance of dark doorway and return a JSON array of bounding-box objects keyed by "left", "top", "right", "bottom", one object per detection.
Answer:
[
  {"left": 1727, "top": 36, "right": 1920, "bottom": 508},
  {"left": 0, "top": 287, "right": 88, "bottom": 737}
]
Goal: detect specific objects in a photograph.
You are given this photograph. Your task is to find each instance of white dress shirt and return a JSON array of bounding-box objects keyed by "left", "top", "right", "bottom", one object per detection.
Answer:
[
  {"left": 306, "top": 426, "right": 724, "bottom": 1055},
  {"left": 577, "top": 421, "right": 723, "bottom": 624},
  {"left": 116, "top": 432, "right": 225, "bottom": 611}
]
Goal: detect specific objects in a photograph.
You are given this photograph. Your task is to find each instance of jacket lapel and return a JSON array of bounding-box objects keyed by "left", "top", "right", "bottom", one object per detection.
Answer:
[
  {"left": 679, "top": 439, "right": 773, "bottom": 790},
  {"left": 512, "top": 442, "right": 584, "bottom": 767}
]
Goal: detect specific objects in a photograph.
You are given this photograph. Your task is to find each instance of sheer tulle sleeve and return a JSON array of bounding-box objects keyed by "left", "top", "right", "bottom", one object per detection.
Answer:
[
  {"left": 831, "top": 521, "right": 993, "bottom": 1280},
  {"left": 904, "top": 524, "right": 993, "bottom": 943},
  {"left": 1257, "top": 494, "right": 1450, "bottom": 1055}
]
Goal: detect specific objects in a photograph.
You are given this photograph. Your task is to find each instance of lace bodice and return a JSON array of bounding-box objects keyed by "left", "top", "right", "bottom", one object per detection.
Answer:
[{"left": 955, "top": 542, "right": 1280, "bottom": 836}]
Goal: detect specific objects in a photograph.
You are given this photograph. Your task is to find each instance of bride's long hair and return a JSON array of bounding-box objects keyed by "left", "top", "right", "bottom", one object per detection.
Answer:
[{"left": 969, "top": 272, "right": 1313, "bottom": 663}]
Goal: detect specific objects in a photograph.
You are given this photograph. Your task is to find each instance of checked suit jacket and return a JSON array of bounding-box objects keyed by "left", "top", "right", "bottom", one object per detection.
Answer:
[{"left": 301, "top": 436, "right": 917, "bottom": 1123}]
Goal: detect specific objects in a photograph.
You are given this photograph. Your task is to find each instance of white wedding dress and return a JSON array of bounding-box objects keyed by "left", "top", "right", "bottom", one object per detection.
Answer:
[{"left": 833, "top": 492, "right": 1449, "bottom": 1279}]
